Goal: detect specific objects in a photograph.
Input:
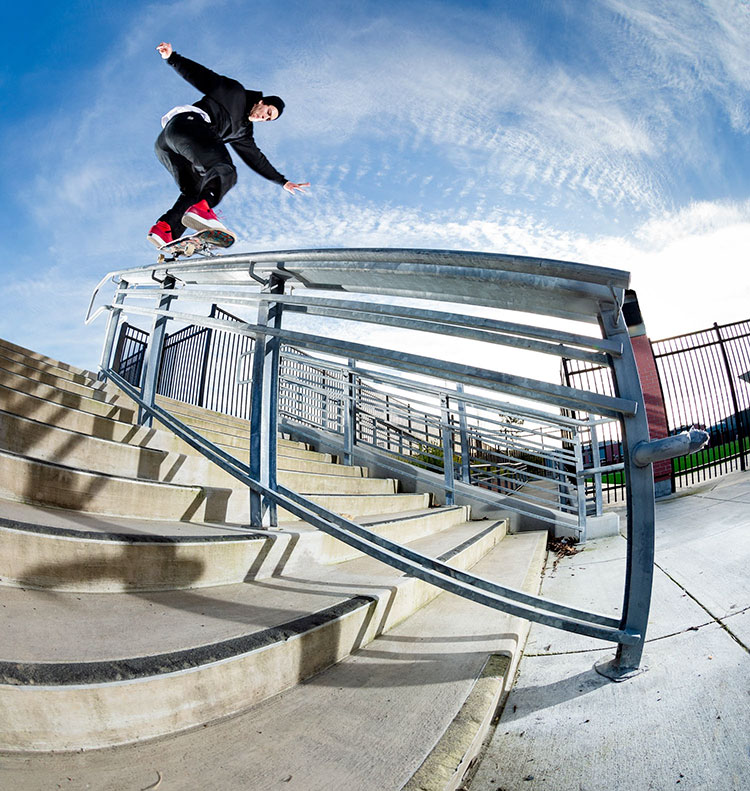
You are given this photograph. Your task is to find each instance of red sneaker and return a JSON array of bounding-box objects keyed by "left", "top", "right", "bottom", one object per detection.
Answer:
[
  {"left": 148, "top": 220, "right": 173, "bottom": 249},
  {"left": 182, "top": 199, "right": 230, "bottom": 234}
]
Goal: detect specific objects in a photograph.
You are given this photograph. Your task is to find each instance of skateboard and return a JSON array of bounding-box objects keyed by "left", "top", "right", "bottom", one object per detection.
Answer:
[{"left": 156, "top": 228, "right": 236, "bottom": 262}]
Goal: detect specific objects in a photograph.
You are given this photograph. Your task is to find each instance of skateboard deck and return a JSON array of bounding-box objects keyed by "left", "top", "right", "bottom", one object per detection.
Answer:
[{"left": 157, "top": 229, "right": 236, "bottom": 262}]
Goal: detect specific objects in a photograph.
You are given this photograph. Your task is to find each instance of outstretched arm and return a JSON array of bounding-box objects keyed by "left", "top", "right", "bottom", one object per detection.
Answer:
[{"left": 155, "top": 42, "right": 225, "bottom": 96}]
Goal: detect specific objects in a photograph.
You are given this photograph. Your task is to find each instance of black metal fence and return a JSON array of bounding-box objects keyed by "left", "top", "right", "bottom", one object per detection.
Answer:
[
  {"left": 652, "top": 320, "right": 750, "bottom": 485},
  {"left": 562, "top": 318, "right": 750, "bottom": 499},
  {"left": 113, "top": 306, "right": 255, "bottom": 418},
  {"left": 112, "top": 323, "right": 149, "bottom": 387}
]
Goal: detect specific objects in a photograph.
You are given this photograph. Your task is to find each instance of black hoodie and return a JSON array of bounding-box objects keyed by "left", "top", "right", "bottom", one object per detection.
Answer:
[{"left": 167, "top": 52, "right": 287, "bottom": 185}]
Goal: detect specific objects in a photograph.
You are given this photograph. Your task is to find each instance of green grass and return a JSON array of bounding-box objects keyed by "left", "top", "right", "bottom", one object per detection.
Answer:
[
  {"left": 672, "top": 435, "right": 750, "bottom": 473},
  {"left": 598, "top": 435, "right": 749, "bottom": 485}
]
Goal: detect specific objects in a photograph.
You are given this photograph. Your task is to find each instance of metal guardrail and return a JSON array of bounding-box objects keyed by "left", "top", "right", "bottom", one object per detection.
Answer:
[{"left": 86, "top": 247, "right": 708, "bottom": 676}]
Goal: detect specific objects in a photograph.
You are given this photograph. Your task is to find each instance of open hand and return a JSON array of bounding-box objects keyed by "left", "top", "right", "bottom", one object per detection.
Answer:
[
  {"left": 283, "top": 181, "right": 310, "bottom": 195},
  {"left": 156, "top": 42, "right": 173, "bottom": 59}
]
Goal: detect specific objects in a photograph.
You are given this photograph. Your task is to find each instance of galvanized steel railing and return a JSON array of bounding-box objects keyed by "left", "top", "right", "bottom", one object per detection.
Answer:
[
  {"left": 86, "top": 247, "right": 708, "bottom": 676},
  {"left": 275, "top": 348, "right": 609, "bottom": 534}
]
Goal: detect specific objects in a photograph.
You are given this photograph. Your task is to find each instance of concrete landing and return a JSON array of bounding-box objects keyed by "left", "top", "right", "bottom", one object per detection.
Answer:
[{"left": 466, "top": 471, "right": 750, "bottom": 791}]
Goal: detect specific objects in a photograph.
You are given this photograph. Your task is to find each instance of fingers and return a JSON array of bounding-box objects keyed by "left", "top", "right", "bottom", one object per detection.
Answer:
[{"left": 284, "top": 181, "right": 311, "bottom": 194}]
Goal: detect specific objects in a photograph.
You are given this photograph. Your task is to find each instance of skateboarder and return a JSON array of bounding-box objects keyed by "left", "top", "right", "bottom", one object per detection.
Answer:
[{"left": 148, "top": 42, "right": 309, "bottom": 249}]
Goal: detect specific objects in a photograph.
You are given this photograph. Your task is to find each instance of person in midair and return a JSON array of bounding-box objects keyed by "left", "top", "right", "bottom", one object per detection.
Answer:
[{"left": 148, "top": 42, "right": 309, "bottom": 248}]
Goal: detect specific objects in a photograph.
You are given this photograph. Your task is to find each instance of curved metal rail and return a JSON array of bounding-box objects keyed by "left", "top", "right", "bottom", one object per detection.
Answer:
[{"left": 87, "top": 246, "right": 695, "bottom": 675}]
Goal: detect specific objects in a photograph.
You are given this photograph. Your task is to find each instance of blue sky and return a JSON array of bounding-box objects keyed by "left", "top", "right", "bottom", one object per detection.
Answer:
[{"left": 1, "top": 0, "right": 749, "bottom": 370}]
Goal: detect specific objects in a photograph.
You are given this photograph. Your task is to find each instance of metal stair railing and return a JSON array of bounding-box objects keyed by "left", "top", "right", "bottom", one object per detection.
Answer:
[
  {"left": 86, "top": 247, "right": 709, "bottom": 676},
  {"left": 275, "top": 348, "right": 596, "bottom": 533}
]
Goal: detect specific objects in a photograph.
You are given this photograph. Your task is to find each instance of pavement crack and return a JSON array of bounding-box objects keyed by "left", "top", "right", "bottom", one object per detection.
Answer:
[{"left": 654, "top": 561, "right": 749, "bottom": 654}]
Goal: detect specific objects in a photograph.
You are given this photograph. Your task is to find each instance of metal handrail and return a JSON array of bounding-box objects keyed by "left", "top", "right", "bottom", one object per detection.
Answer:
[{"left": 88, "top": 246, "right": 703, "bottom": 676}]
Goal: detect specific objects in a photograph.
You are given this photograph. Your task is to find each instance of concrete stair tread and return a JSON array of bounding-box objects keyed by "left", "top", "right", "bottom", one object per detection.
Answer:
[
  {"left": 0, "top": 496, "right": 458, "bottom": 540},
  {"left": 0, "top": 496, "right": 257, "bottom": 538},
  {"left": 0, "top": 532, "right": 546, "bottom": 788},
  {"left": 1, "top": 519, "right": 505, "bottom": 665},
  {"left": 0, "top": 356, "right": 119, "bottom": 403},
  {"left": 0, "top": 337, "right": 97, "bottom": 379},
  {"left": 0, "top": 391, "right": 344, "bottom": 471},
  {"left": 0, "top": 442, "right": 430, "bottom": 522},
  {"left": 0, "top": 373, "right": 136, "bottom": 422},
  {"left": 0, "top": 412, "right": 385, "bottom": 491},
  {"left": 0, "top": 347, "right": 100, "bottom": 389},
  {"left": 0, "top": 494, "right": 473, "bottom": 591}
]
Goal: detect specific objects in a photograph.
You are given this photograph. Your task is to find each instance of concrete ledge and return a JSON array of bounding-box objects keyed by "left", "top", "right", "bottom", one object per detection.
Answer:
[{"left": 403, "top": 654, "right": 512, "bottom": 791}]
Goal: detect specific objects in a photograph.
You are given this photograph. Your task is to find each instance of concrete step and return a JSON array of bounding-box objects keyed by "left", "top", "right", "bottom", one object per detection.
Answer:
[
  {"left": 156, "top": 394, "right": 313, "bottom": 450},
  {"left": 0, "top": 353, "right": 113, "bottom": 402},
  {"left": 155, "top": 406, "right": 310, "bottom": 450},
  {"left": 0, "top": 344, "right": 99, "bottom": 389},
  {"left": 0, "top": 337, "right": 97, "bottom": 380},
  {"left": 156, "top": 394, "right": 259, "bottom": 432},
  {"left": 0, "top": 384, "right": 341, "bottom": 472},
  {"left": 0, "top": 409, "right": 389, "bottom": 495},
  {"left": 0, "top": 496, "right": 472, "bottom": 591},
  {"left": 0, "top": 519, "right": 521, "bottom": 751},
  {"left": 0, "top": 447, "right": 429, "bottom": 522},
  {"left": 0, "top": 372, "right": 136, "bottom": 423},
  {"left": 197, "top": 425, "right": 336, "bottom": 462}
]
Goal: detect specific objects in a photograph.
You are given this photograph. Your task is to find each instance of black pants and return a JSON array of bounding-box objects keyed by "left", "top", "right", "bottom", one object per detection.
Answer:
[{"left": 154, "top": 113, "right": 237, "bottom": 238}]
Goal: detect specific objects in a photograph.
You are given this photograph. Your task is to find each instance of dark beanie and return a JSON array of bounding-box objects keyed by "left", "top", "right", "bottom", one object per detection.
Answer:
[{"left": 263, "top": 95, "right": 285, "bottom": 118}]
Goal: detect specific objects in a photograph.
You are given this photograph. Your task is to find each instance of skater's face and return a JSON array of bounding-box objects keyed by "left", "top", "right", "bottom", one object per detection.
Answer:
[{"left": 248, "top": 101, "right": 279, "bottom": 122}]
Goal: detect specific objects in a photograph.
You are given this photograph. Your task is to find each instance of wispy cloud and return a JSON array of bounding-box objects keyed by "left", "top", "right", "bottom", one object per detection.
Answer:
[{"left": 3, "top": 0, "right": 748, "bottom": 371}]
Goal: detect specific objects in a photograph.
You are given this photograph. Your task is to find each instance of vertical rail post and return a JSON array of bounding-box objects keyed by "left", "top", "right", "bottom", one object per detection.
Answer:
[
  {"left": 197, "top": 305, "right": 216, "bottom": 408},
  {"left": 589, "top": 415, "right": 604, "bottom": 517},
  {"left": 456, "top": 383, "right": 472, "bottom": 483},
  {"left": 597, "top": 299, "right": 654, "bottom": 677},
  {"left": 249, "top": 274, "right": 285, "bottom": 527},
  {"left": 342, "top": 359, "right": 356, "bottom": 465},
  {"left": 98, "top": 280, "right": 128, "bottom": 380},
  {"left": 573, "top": 432, "right": 587, "bottom": 541},
  {"left": 714, "top": 322, "right": 747, "bottom": 471},
  {"left": 139, "top": 277, "right": 175, "bottom": 427},
  {"left": 440, "top": 394, "right": 455, "bottom": 506}
]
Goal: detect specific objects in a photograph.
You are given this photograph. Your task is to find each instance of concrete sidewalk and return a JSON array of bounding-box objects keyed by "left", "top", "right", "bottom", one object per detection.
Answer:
[{"left": 467, "top": 471, "right": 750, "bottom": 791}]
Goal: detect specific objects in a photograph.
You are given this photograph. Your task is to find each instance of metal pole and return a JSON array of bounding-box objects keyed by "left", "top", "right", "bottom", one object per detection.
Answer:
[
  {"left": 138, "top": 277, "right": 175, "bottom": 426},
  {"left": 197, "top": 306, "right": 216, "bottom": 408},
  {"left": 249, "top": 274, "right": 285, "bottom": 527},
  {"left": 98, "top": 280, "right": 128, "bottom": 380},
  {"left": 589, "top": 415, "right": 604, "bottom": 516},
  {"left": 441, "top": 394, "right": 455, "bottom": 506},
  {"left": 342, "top": 358, "right": 356, "bottom": 465},
  {"left": 456, "top": 383, "right": 472, "bottom": 483},
  {"left": 597, "top": 302, "right": 654, "bottom": 677},
  {"left": 573, "top": 432, "right": 587, "bottom": 541}
]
